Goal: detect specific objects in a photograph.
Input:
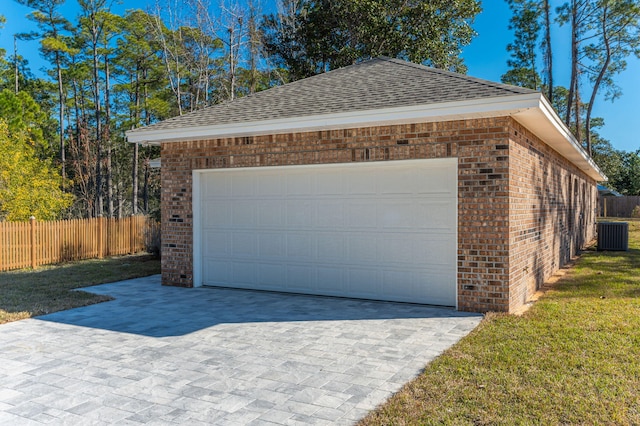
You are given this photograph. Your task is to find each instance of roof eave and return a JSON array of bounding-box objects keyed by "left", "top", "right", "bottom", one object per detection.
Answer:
[
  {"left": 125, "top": 93, "right": 540, "bottom": 144},
  {"left": 510, "top": 96, "right": 607, "bottom": 182},
  {"left": 126, "top": 92, "right": 605, "bottom": 182}
]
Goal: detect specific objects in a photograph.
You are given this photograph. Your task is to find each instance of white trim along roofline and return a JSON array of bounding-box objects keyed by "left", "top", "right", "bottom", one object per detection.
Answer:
[{"left": 126, "top": 92, "right": 606, "bottom": 182}]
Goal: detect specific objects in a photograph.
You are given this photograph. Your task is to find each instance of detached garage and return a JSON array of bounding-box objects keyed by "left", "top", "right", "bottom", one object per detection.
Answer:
[{"left": 127, "top": 57, "right": 605, "bottom": 313}]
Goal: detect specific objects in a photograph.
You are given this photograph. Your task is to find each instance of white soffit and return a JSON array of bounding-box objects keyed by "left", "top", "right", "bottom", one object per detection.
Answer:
[
  {"left": 126, "top": 92, "right": 605, "bottom": 182},
  {"left": 510, "top": 96, "right": 606, "bottom": 181}
]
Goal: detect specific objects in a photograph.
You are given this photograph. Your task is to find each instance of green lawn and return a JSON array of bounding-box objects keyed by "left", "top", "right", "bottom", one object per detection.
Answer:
[
  {"left": 0, "top": 254, "right": 160, "bottom": 324},
  {"left": 360, "top": 219, "right": 640, "bottom": 425}
]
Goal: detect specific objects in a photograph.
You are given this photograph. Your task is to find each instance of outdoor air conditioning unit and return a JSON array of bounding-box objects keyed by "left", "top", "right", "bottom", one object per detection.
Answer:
[{"left": 597, "top": 222, "right": 629, "bottom": 251}]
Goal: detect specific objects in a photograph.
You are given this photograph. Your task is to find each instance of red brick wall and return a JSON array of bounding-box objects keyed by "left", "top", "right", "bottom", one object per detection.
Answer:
[
  {"left": 160, "top": 117, "right": 597, "bottom": 313},
  {"left": 507, "top": 121, "right": 597, "bottom": 311},
  {"left": 456, "top": 121, "right": 511, "bottom": 312}
]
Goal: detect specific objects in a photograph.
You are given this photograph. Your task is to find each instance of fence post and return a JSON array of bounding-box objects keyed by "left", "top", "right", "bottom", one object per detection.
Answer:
[
  {"left": 30, "top": 216, "right": 36, "bottom": 269},
  {"left": 98, "top": 215, "right": 104, "bottom": 259}
]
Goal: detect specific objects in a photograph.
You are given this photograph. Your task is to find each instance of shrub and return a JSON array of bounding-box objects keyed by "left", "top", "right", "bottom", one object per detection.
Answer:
[{"left": 144, "top": 220, "right": 161, "bottom": 257}]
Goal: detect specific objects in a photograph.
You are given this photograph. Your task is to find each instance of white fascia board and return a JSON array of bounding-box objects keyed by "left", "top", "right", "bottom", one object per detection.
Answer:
[
  {"left": 511, "top": 96, "right": 606, "bottom": 182},
  {"left": 125, "top": 93, "right": 542, "bottom": 144},
  {"left": 126, "top": 91, "right": 605, "bottom": 182}
]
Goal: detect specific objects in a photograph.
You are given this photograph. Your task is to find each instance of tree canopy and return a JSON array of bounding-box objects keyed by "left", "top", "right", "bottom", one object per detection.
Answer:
[
  {"left": 2, "top": 0, "right": 484, "bottom": 220},
  {"left": 0, "top": 105, "right": 72, "bottom": 221},
  {"left": 502, "top": 0, "right": 640, "bottom": 159},
  {"left": 262, "top": 0, "right": 482, "bottom": 81},
  {"left": 3, "top": 0, "right": 639, "bottom": 218}
]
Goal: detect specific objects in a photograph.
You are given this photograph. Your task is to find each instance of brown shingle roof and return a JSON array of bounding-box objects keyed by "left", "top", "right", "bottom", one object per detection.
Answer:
[{"left": 127, "top": 57, "right": 536, "bottom": 135}]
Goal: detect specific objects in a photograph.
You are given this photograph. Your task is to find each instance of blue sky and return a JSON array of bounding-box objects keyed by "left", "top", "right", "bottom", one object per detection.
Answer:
[{"left": 1, "top": 0, "right": 638, "bottom": 153}]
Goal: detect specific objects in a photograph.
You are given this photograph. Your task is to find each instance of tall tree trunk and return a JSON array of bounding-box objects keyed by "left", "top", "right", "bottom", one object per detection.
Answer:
[
  {"left": 585, "top": 4, "right": 611, "bottom": 157},
  {"left": 14, "top": 36, "right": 19, "bottom": 93},
  {"left": 543, "top": 0, "right": 553, "bottom": 102},
  {"left": 143, "top": 158, "right": 150, "bottom": 213},
  {"left": 574, "top": 75, "right": 582, "bottom": 144},
  {"left": 132, "top": 68, "right": 141, "bottom": 215},
  {"left": 565, "top": 0, "right": 578, "bottom": 127},
  {"left": 104, "top": 53, "right": 114, "bottom": 218},
  {"left": 228, "top": 25, "right": 236, "bottom": 100},
  {"left": 55, "top": 50, "right": 66, "bottom": 189},
  {"left": 117, "top": 182, "right": 123, "bottom": 219},
  {"left": 91, "top": 21, "right": 103, "bottom": 218},
  {"left": 248, "top": 0, "right": 259, "bottom": 94},
  {"left": 142, "top": 78, "right": 152, "bottom": 215}
]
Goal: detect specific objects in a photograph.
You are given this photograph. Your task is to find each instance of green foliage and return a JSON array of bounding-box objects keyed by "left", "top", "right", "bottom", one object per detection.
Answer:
[
  {"left": 612, "top": 150, "right": 640, "bottom": 195},
  {"left": 501, "top": 0, "right": 542, "bottom": 89},
  {"left": 0, "top": 118, "right": 72, "bottom": 221},
  {"left": 261, "top": 0, "right": 482, "bottom": 81},
  {"left": 0, "top": 89, "right": 56, "bottom": 158},
  {"left": 591, "top": 132, "right": 623, "bottom": 181}
]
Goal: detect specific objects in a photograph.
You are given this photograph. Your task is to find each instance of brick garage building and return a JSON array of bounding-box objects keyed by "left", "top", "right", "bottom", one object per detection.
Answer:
[{"left": 127, "top": 57, "right": 604, "bottom": 313}]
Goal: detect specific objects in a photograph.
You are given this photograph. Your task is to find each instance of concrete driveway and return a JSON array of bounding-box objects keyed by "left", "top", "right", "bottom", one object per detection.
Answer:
[{"left": 0, "top": 275, "right": 482, "bottom": 425}]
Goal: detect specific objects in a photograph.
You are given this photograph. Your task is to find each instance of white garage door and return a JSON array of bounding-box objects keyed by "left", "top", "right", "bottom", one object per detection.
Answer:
[{"left": 193, "top": 158, "right": 457, "bottom": 306}]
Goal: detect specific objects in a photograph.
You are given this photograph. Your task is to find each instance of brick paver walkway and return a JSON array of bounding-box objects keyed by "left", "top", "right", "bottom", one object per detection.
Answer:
[{"left": 0, "top": 275, "right": 481, "bottom": 425}]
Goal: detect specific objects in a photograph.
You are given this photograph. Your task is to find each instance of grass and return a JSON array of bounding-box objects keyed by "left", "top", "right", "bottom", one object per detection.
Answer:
[
  {"left": 360, "top": 219, "right": 640, "bottom": 425},
  {"left": 0, "top": 254, "right": 161, "bottom": 324}
]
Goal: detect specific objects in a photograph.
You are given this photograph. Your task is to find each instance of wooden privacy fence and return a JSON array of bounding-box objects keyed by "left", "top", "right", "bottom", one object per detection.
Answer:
[
  {"left": 599, "top": 196, "right": 640, "bottom": 218},
  {"left": 0, "top": 216, "right": 160, "bottom": 272}
]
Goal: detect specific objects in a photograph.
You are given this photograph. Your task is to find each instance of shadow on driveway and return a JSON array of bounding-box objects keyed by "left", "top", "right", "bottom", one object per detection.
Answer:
[{"left": 37, "top": 275, "right": 480, "bottom": 338}]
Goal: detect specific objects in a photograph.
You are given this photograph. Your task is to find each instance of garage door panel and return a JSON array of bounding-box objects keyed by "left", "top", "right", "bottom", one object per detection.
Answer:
[
  {"left": 381, "top": 269, "right": 415, "bottom": 299},
  {"left": 286, "top": 173, "right": 313, "bottom": 195},
  {"left": 258, "top": 263, "right": 284, "bottom": 288},
  {"left": 203, "top": 203, "right": 231, "bottom": 228},
  {"left": 346, "top": 201, "right": 377, "bottom": 229},
  {"left": 232, "top": 201, "right": 257, "bottom": 227},
  {"left": 410, "top": 234, "right": 457, "bottom": 266},
  {"left": 316, "top": 267, "right": 344, "bottom": 292},
  {"left": 379, "top": 169, "right": 414, "bottom": 194},
  {"left": 286, "top": 234, "right": 314, "bottom": 259},
  {"left": 203, "top": 175, "right": 230, "bottom": 198},
  {"left": 347, "top": 268, "right": 380, "bottom": 296},
  {"left": 257, "top": 173, "right": 283, "bottom": 195},
  {"left": 379, "top": 201, "right": 415, "bottom": 229},
  {"left": 415, "top": 200, "right": 457, "bottom": 231},
  {"left": 204, "top": 260, "right": 230, "bottom": 283},
  {"left": 347, "top": 235, "right": 378, "bottom": 263},
  {"left": 232, "top": 233, "right": 257, "bottom": 257},
  {"left": 286, "top": 264, "right": 315, "bottom": 291},
  {"left": 232, "top": 174, "right": 255, "bottom": 196},
  {"left": 413, "top": 271, "right": 456, "bottom": 305},
  {"left": 315, "top": 171, "right": 343, "bottom": 195},
  {"left": 203, "top": 230, "right": 230, "bottom": 256},
  {"left": 378, "top": 235, "right": 415, "bottom": 265},
  {"left": 257, "top": 200, "right": 284, "bottom": 228},
  {"left": 316, "top": 202, "right": 344, "bottom": 228},
  {"left": 258, "top": 233, "right": 285, "bottom": 257},
  {"left": 348, "top": 172, "right": 377, "bottom": 195},
  {"left": 286, "top": 200, "right": 314, "bottom": 228},
  {"left": 316, "top": 234, "right": 345, "bottom": 261},
  {"left": 415, "top": 165, "right": 457, "bottom": 194},
  {"left": 232, "top": 261, "right": 257, "bottom": 284},
  {"left": 197, "top": 159, "right": 457, "bottom": 306}
]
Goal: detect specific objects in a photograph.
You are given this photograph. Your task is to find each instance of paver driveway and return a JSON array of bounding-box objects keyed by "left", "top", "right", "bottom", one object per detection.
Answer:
[{"left": 0, "top": 275, "right": 482, "bottom": 425}]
